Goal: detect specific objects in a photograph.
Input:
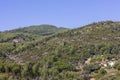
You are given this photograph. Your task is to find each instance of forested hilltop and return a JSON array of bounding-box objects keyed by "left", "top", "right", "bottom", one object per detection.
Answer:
[
  {"left": 0, "top": 21, "right": 120, "bottom": 80},
  {"left": 0, "top": 24, "right": 68, "bottom": 43}
]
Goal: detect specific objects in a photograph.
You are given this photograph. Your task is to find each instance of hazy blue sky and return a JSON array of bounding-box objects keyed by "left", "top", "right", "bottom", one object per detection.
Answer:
[{"left": 0, "top": 0, "right": 120, "bottom": 31}]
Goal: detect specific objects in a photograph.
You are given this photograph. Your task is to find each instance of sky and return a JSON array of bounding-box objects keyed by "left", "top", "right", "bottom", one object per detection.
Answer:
[{"left": 0, "top": 0, "right": 120, "bottom": 31}]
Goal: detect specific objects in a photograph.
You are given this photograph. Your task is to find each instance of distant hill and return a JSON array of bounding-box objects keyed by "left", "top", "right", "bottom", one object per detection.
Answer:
[
  {"left": 0, "top": 24, "right": 68, "bottom": 43},
  {"left": 0, "top": 21, "right": 120, "bottom": 80},
  {"left": 8, "top": 24, "right": 68, "bottom": 36}
]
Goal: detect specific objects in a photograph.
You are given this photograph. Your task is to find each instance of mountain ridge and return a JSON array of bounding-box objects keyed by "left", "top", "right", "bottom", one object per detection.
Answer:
[
  {"left": 7, "top": 24, "right": 69, "bottom": 36},
  {"left": 0, "top": 24, "right": 69, "bottom": 43}
]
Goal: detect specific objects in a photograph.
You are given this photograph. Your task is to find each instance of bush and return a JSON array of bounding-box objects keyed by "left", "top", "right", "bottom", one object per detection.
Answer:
[
  {"left": 83, "top": 63, "right": 100, "bottom": 74},
  {"left": 90, "top": 57, "right": 102, "bottom": 62},
  {"left": 114, "top": 62, "right": 120, "bottom": 70},
  {"left": 98, "top": 68, "right": 107, "bottom": 75}
]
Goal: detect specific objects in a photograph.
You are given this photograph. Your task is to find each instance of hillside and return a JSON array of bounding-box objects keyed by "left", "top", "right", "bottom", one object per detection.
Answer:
[
  {"left": 8, "top": 24, "right": 68, "bottom": 36},
  {"left": 12, "top": 21, "right": 120, "bottom": 61},
  {"left": 0, "top": 25, "right": 68, "bottom": 43},
  {"left": 0, "top": 21, "right": 120, "bottom": 80}
]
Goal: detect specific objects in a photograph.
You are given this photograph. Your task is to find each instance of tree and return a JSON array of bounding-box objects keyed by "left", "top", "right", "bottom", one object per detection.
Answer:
[{"left": 32, "top": 63, "right": 40, "bottom": 76}]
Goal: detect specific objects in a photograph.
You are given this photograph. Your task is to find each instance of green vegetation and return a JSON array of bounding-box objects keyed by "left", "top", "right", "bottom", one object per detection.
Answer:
[
  {"left": 8, "top": 24, "right": 68, "bottom": 36},
  {"left": 0, "top": 21, "right": 120, "bottom": 79}
]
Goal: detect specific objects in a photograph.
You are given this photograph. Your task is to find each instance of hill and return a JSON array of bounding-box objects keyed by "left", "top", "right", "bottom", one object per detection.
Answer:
[
  {"left": 0, "top": 25, "right": 68, "bottom": 43},
  {"left": 0, "top": 21, "right": 120, "bottom": 80},
  {"left": 8, "top": 24, "right": 68, "bottom": 36}
]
